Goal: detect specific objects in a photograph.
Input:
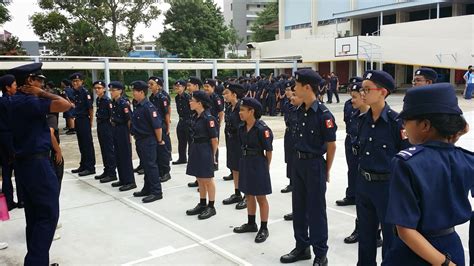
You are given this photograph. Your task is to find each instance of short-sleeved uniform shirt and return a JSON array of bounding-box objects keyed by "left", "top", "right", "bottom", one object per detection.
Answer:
[
  {"left": 131, "top": 99, "right": 162, "bottom": 139},
  {"left": 72, "top": 86, "right": 93, "bottom": 117},
  {"left": 111, "top": 97, "right": 131, "bottom": 125}
]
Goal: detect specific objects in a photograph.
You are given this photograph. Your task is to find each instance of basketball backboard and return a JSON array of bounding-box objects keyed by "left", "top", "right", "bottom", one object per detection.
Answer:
[{"left": 335, "top": 36, "right": 358, "bottom": 57}]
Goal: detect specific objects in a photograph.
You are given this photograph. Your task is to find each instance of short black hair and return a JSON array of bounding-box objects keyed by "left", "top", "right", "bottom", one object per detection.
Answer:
[
  {"left": 405, "top": 113, "right": 467, "bottom": 138},
  {"left": 297, "top": 80, "right": 320, "bottom": 96}
]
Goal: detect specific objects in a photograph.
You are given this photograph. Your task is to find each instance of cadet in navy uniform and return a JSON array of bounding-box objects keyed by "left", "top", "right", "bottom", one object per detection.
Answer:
[
  {"left": 232, "top": 97, "right": 273, "bottom": 243},
  {"left": 336, "top": 77, "right": 363, "bottom": 207},
  {"left": 266, "top": 77, "right": 277, "bottom": 116},
  {"left": 148, "top": 77, "right": 172, "bottom": 182},
  {"left": 185, "top": 91, "right": 218, "bottom": 220},
  {"left": 355, "top": 70, "right": 410, "bottom": 266},
  {"left": 222, "top": 83, "right": 247, "bottom": 210},
  {"left": 186, "top": 76, "right": 203, "bottom": 188},
  {"left": 281, "top": 79, "right": 296, "bottom": 194},
  {"left": 383, "top": 83, "right": 474, "bottom": 266},
  {"left": 92, "top": 80, "right": 117, "bottom": 183},
  {"left": 8, "top": 63, "right": 72, "bottom": 265},
  {"left": 412, "top": 67, "right": 437, "bottom": 87},
  {"left": 109, "top": 81, "right": 137, "bottom": 192},
  {"left": 0, "top": 74, "right": 23, "bottom": 210},
  {"left": 130, "top": 81, "right": 164, "bottom": 203},
  {"left": 61, "top": 79, "right": 76, "bottom": 135},
  {"left": 203, "top": 78, "right": 224, "bottom": 170},
  {"left": 69, "top": 72, "right": 96, "bottom": 176},
  {"left": 173, "top": 80, "right": 192, "bottom": 164},
  {"left": 280, "top": 69, "right": 337, "bottom": 266}
]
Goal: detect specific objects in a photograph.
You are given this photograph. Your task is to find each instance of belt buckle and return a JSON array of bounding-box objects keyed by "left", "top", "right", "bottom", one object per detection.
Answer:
[{"left": 363, "top": 172, "right": 372, "bottom": 181}]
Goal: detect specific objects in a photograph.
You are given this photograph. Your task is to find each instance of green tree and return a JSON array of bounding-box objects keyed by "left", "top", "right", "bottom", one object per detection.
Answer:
[
  {"left": 30, "top": 0, "right": 160, "bottom": 56},
  {"left": 159, "top": 0, "right": 229, "bottom": 58},
  {"left": 0, "top": 1, "right": 11, "bottom": 25},
  {"left": 0, "top": 35, "right": 27, "bottom": 55},
  {"left": 227, "top": 23, "right": 244, "bottom": 55},
  {"left": 250, "top": 1, "right": 278, "bottom": 42}
]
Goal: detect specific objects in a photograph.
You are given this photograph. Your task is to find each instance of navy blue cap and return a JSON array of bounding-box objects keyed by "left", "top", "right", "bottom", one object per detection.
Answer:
[
  {"left": 349, "top": 82, "right": 362, "bottom": 92},
  {"left": 149, "top": 76, "right": 163, "bottom": 86},
  {"left": 225, "top": 82, "right": 246, "bottom": 99},
  {"left": 294, "top": 69, "right": 322, "bottom": 85},
  {"left": 69, "top": 72, "right": 83, "bottom": 80},
  {"left": 192, "top": 90, "right": 211, "bottom": 105},
  {"left": 93, "top": 80, "right": 106, "bottom": 87},
  {"left": 241, "top": 97, "right": 262, "bottom": 113},
  {"left": 131, "top": 80, "right": 148, "bottom": 91},
  {"left": 108, "top": 81, "right": 124, "bottom": 90},
  {"left": 0, "top": 74, "right": 16, "bottom": 90},
  {"left": 414, "top": 68, "right": 437, "bottom": 82},
  {"left": 174, "top": 79, "right": 187, "bottom": 87},
  {"left": 204, "top": 78, "right": 216, "bottom": 87},
  {"left": 398, "top": 83, "right": 462, "bottom": 119},
  {"left": 285, "top": 79, "right": 295, "bottom": 88},
  {"left": 8, "top": 63, "right": 46, "bottom": 81},
  {"left": 349, "top": 76, "right": 363, "bottom": 84},
  {"left": 187, "top": 76, "right": 202, "bottom": 87},
  {"left": 363, "top": 70, "right": 395, "bottom": 93}
]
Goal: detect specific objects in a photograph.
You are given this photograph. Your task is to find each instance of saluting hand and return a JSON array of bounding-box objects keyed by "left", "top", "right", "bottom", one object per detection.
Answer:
[{"left": 19, "top": 85, "right": 43, "bottom": 96}]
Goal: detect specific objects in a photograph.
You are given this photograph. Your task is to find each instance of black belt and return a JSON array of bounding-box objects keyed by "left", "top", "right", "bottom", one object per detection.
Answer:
[
  {"left": 359, "top": 168, "right": 390, "bottom": 181},
  {"left": 296, "top": 151, "right": 318, "bottom": 160},
  {"left": 422, "top": 227, "right": 455, "bottom": 238},
  {"left": 242, "top": 149, "right": 263, "bottom": 157},
  {"left": 193, "top": 138, "right": 210, "bottom": 144},
  {"left": 15, "top": 152, "right": 50, "bottom": 161}
]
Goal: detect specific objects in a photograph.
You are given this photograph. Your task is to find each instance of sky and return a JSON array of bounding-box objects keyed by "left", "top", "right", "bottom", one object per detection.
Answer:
[{"left": 2, "top": 0, "right": 224, "bottom": 42}]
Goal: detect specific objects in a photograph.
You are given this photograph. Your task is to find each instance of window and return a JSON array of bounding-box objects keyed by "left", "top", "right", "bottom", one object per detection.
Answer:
[
  {"left": 144, "top": 46, "right": 153, "bottom": 51},
  {"left": 257, "top": 4, "right": 260, "bottom": 8},
  {"left": 230, "top": 3, "right": 232, "bottom": 10}
]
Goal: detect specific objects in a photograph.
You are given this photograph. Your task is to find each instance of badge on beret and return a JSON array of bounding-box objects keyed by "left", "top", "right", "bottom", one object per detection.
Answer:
[
  {"left": 164, "top": 100, "right": 168, "bottom": 107},
  {"left": 416, "top": 70, "right": 421, "bottom": 75},
  {"left": 87, "top": 95, "right": 91, "bottom": 100},
  {"left": 366, "top": 73, "right": 373, "bottom": 79},
  {"left": 188, "top": 79, "right": 191, "bottom": 82},
  {"left": 295, "top": 74, "right": 299, "bottom": 80},
  {"left": 124, "top": 107, "right": 129, "bottom": 113},
  {"left": 209, "top": 120, "right": 215, "bottom": 128},
  {"left": 400, "top": 129, "right": 408, "bottom": 140},
  {"left": 264, "top": 130, "right": 270, "bottom": 139},
  {"left": 325, "top": 119, "right": 334, "bottom": 129},
  {"left": 152, "top": 111, "right": 157, "bottom": 118},
  {"left": 353, "top": 85, "right": 357, "bottom": 90},
  {"left": 109, "top": 103, "right": 113, "bottom": 108},
  {"left": 217, "top": 99, "right": 221, "bottom": 105}
]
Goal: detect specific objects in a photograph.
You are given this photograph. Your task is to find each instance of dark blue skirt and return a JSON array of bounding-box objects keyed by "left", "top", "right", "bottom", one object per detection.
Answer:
[
  {"left": 225, "top": 134, "right": 241, "bottom": 171},
  {"left": 186, "top": 142, "right": 214, "bottom": 178},
  {"left": 239, "top": 156, "right": 272, "bottom": 195}
]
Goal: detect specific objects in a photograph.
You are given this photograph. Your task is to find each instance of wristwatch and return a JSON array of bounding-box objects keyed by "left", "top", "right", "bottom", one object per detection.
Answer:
[{"left": 441, "top": 253, "right": 451, "bottom": 266}]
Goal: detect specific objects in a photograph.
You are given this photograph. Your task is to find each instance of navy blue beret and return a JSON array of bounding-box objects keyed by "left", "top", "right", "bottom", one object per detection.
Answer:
[
  {"left": 131, "top": 80, "right": 148, "bottom": 91},
  {"left": 8, "top": 63, "right": 46, "bottom": 81},
  {"left": 363, "top": 70, "right": 395, "bottom": 93},
  {"left": 398, "top": 83, "right": 462, "bottom": 119},
  {"left": 192, "top": 90, "right": 211, "bottom": 105},
  {"left": 241, "top": 97, "right": 262, "bottom": 113},
  {"left": 349, "top": 76, "right": 363, "bottom": 84},
  {"left": 187, "top": 76, "right": 202, "bottom": 87},
  {"left": 69, "top": 72, "right": 83, "bottom": 80},
  {"left": 349, "top": 82, "right": 362, "bottom": 92},
  {"left": 93, "top": 80, "right": 106, "bottom": 87},
  {"left": 225, "top": 82, "right": 246, "bottom": 98},
  {"left": 149, "top": 76, "right": 163, "bottom": 86},
  {"left": 294, "top": 69, "right": 322, "bottom": 85},
  {"left": 414, "top": 68, "right": 437, "bottom": 82},
  {"left": 204, "top": 78, "right": 216, "bottom": 87},
  {"left": 108, "top": 81, "right": 124, "bottom": 90},
  {"left": 285, "top": 79, "right": 295, "bottom": 88},
  {"left": 174, "top": 79, "right": 187, "bottom": 87},
  {"left": 0, "top": 74, "right": 16, "bottom": 90}
]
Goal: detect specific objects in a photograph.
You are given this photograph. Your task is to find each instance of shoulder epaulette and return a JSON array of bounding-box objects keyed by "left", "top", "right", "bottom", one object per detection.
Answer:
[
  {"left": 318, "top": 102, "right": 329, "bottom": 113},
  {"left": 396, "top": 146, "right": 424, "bottom": 160}
]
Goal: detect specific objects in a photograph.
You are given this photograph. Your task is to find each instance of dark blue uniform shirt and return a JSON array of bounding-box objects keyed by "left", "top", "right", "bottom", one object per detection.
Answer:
[
  {"left": 175, "top": 92, "right": 192, "bottom": 119},
  {"left": 343, "top": 99, "right": 355, "bottom": 131},
  {"left": 294, "top": 101, "right": 337, "bottom": 155},
  {"left": 149, "top": 91, "right": 169, "bottom": 122},
  {"left": 357, "top": 104, "right": 410, "bottom": 173},
  {"left": 239, "top": 120, "right": 273, "bottom": 153},
  {"left": 224, "top": 102, "right": 241, "bottom": 137},
  {"left": 210, "top": 92, "right": 224, "bottom": 122},
  {"left": 72, "top": 87, "right": 93, "bottom": 117},
  {"left": 111, "top": 97, "right": 131, "bottom": 125},
  {"left": 190, "top": 110, "right": 218, "bottom": 141},
  {"left": 131, "top": 99, "right": 162, "bottom": 139},
  {"left": 386, "top": 141, "right": 474, "bottom": 231},
  {"left": 0, "top": 95, "right": 13, "bottom": 160},
  {"left": 96, "top": 95, "right": 113, "bottom": 123}
]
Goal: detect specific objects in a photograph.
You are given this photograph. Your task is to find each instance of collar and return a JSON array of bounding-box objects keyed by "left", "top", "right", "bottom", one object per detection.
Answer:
[
  {"left": 368, "top": 102, "right": 390, "bottom": 123},
  {"left": 422, "top": 140, "right": 454, "bottom": 149}
]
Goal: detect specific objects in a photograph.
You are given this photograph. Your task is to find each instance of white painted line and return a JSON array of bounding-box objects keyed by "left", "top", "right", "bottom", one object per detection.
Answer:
[
  {"left": 327, "top": 207, "right": 357, "bottom": 219},
  {"left": 121, "top": 198, "right": 252, "bottom": 266}
]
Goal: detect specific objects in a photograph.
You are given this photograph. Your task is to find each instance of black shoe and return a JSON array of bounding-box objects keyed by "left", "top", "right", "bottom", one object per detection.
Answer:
[
  {"left": 236, "top": 198, "right": 247, "bottom": 210},
  {"left": 222, "top": 194, "right": 242, "bottom": 205},
  {"left": 283, "top": 213, "right": 293, "bottom": 221},
  {"left": 172, "top": 160, "right": 187, "bottom": 165},
  {"left": 142, "top": 194, "right": 163, "bottom": 203},
  {"left": 78, "top": 169, "right": 95, "bottom": 176},
  {"left": 16, "top": 201, "right": 24, "bottom": 209},
  {"left": 255, "top": 228, "right": 269, "bottom": 243},
  {"left": 63, "top": 126, "right": 69, "bottom": 131},
  {"left": 71, "top": 167, "right": 83, "bottom": 173},
  {"left": 223, "top": 173, "right": 233, "bottom": 181},
  {"left": 100, "top": 176, "right": 117, "bottom": 183},
  {"left": 111, "top": 181, "right": 123, "bottom": 187},
  {"left": 94, "top": 172, "right": 106, "bottom": 180},
  {"left": 65, "top": 129, "right": 76, "bottom": 135},
  {"left": 313, "top": 256, "right": 328, "bottom": 266},
  {"left": 213, "top": 163, "right": 218, "bottom": 171},
  {"left": 137, "top": 168, "right": 145, "bottom": 175},
  {"left": 133, "top": 190, "right": 150, "bottom": 197},
  {"left": 7, "top": 202, "right": 17, "bottom": 211},
  {"left": 133, "top": 166, "right": 142, "bottom": 173},
  {"left": 233, "top": 223, "right": 258, "bottom": 233},
  {"left": 344, "top": 229, "right": 358, "bottom": 244},
  {"left": 186, "top": 204, "right": 207, "bottom": 215},
  {"left": 160, "top": 173, "right": 171, "bottom": 182},
  {"left": 198, "top": 207, "right": 216, "bottom": 220},
  {"left": 188, "top": 180, "right": 198, "bottom": 187},
  {"left": 280, "top": 248, "right": 312, "bottom": 263},
  {"left": 51, "top": 263, "right": 59, "bottom": 266},
  {"left": 336, "top": 197, "right": 355, "bottom": 206},
  {"left": 119, "top": 183, "right": 137, "bottom": 192},
  {"left": 281, "top": 185, "right": 293, "bottom": 193}
]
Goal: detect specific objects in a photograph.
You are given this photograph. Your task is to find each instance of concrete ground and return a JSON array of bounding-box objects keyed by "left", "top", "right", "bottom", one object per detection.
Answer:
[{"left": 0, "top": 93, "right": 473, "bottom": 265}]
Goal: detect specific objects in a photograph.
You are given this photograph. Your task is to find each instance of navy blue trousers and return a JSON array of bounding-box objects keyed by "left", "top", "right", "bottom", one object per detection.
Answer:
[
  {"left": 75, "top": 116, "right": 95, "bottom": 171},
  {"left": 176, "top": 119, "right": 191, "bottom": 162},
  {"left": 356, "top": 177, "right": 393, "bottom": 266},
  {"left": 14, "top": 157, "right": 59, "bottom": 266},
  {"left": 292, "top": 157, "right": 328, "bottom": 258},
  {"left": 267, "top": 96, "right": 276, "bottom": 116},
  {"left": 158, "top": 123, "right": 171, "bottom": 176},
  {"left": 1, "top": 163, "right": 22, "bottom": 204},
  {"left": 136, "top": 137, "right": 162, "bottom": 195},
  {"left": 97, "top": 122, "right": 117, "bottom": 177},
  {"left": 112, "top": 124, "right": 135, "bottom": 185},
  {"left": 344, "top": 135, "right": 357, "bottom": 199}
]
